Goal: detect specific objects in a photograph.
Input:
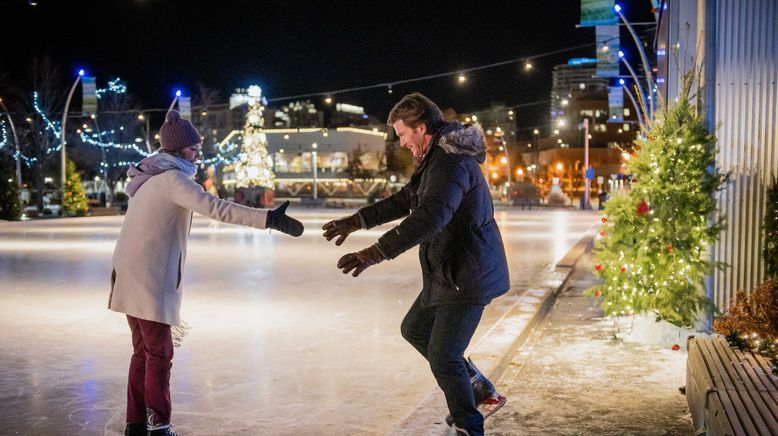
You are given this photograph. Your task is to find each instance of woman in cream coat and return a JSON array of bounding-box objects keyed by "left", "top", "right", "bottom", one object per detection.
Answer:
[{"left": 110, "top": 110, "right": 303, "bottom": 436}]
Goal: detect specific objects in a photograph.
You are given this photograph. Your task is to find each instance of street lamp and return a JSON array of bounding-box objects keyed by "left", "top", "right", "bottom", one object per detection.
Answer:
[
  {"left": 60, "top": 68, "right": 85, "bottom": 206},
  {"left": 311, "top": 143, "right": 318, "bottom": 200},
  {"left": 138, "top": 113, "right": 151, "bottom": 153},
  {"left": 619, "top": 78, "right": 646, "bottom": 131},
  {"left": 168, "top": 90, "right": 182, "bottom": 111},
  {"left": 615, "top": 3, "right": 655, "bottom": 119}
]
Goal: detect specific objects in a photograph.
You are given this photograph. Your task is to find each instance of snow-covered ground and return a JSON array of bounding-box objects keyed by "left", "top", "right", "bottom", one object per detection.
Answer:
[{"left": 0, "top": 209, "right": 596, "bottom": 435}]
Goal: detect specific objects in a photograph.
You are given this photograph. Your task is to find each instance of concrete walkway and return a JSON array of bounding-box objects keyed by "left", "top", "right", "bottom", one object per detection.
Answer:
[{"left": 486, "top": 255, "right": 694, "bottom": 435}]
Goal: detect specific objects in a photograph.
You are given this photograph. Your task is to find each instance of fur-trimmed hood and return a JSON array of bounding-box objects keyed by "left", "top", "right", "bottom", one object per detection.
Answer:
[{"left": 437, "top": 122, "right": 487, "bottom": 163}]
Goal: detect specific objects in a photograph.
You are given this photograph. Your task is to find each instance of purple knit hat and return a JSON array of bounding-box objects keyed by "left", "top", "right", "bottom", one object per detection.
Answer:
[{"left": 159, "top": 110, "right": 202, "bottom": 152}]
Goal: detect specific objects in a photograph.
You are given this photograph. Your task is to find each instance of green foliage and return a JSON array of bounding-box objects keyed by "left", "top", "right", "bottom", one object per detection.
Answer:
[
  {"left": 588, "top": 70, "right": 727, "bottom": 328},
  {"left": 63, "top": 159, "right": 88, "bottom": 217},
  {"left": 765, "top": 176, "right": 778, "bottom": 278},
  {"left": 0, "top": 157, "right": 21, "bottom": 220}
]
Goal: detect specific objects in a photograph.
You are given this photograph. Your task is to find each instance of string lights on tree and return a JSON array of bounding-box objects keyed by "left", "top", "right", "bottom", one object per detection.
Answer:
[
  {"left": 588, "top": 69, "right": 728, "bottom": 330},
  {"left": 233, "top": 85, "right": 275, "bottom": 189}
]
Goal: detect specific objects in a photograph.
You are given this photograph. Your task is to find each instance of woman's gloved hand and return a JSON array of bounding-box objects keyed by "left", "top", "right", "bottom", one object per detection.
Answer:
[{"left": 265, "top": 201, "right": 304, "bottom": 237}]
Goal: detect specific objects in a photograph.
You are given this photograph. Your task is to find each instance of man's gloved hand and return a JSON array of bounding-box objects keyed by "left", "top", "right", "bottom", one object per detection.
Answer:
[
  {"left": 337, "top": 244, "right": 386, "bottom": 277},
  {"left": 322, "top": 213, "right": 362, "bottom": 246},
  {"left": 265, "top": 201, "right": 304, "bottom": 237}
]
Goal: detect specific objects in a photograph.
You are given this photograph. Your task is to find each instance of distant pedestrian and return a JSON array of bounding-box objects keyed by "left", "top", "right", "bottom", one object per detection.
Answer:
[
  {"left": 109, "top": 110, "right": 303, "bottom": 436},
  {"left": 322, "top": 93, "right": 510, "bottom": 436}
]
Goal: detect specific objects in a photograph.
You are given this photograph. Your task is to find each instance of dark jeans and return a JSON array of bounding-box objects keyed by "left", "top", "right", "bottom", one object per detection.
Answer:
[
  {"left": 126, "top": 315, "right": 174, "bottom": 426},
  {"left": 401, "top": 294, "right": 486, "bottom": 436}
]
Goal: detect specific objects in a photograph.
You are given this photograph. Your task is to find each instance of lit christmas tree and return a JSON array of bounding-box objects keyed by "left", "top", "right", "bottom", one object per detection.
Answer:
[
  {"left": 588, "top": 69, "right": 728, "bottom": 328},
  {"left": 233, "top": 85, "right": 275, "bottom": 189},
  {"left": 63, "top": 159, "right": 88, "bottom": 217}
]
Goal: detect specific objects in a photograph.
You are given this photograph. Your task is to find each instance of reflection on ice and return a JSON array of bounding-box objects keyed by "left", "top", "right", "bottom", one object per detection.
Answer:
[{"left": 0, "top": 210, "right": 597, "bottom": 434}]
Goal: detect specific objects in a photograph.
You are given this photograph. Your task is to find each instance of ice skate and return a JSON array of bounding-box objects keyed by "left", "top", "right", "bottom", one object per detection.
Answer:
[{"left": 445, "top": 358, "right": 507, "bottom": 427}]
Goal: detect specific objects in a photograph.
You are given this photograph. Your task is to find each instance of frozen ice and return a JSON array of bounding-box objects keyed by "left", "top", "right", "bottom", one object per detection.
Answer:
[{"left": 0, "top": 209, "right": 596, "bottom": 435}]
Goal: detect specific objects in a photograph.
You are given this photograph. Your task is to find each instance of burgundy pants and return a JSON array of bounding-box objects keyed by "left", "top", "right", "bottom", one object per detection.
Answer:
[{"left": 126, "top": 315, "right": 174, "bottom": 425}]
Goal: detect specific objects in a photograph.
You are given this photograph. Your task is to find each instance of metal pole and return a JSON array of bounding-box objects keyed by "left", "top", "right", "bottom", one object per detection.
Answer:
[
  {"left": 621, "top": 82, "right": 646, "bottom": 131},
  {"left": 619, "top": 56, "right": 649, "bottom": 120},
  {"left": 584, "top": 118, "right": 591, "bottom": 210},
  {"left": 92, "top": 117, "right": 110, "bottom": 206},
  {"left": 0, "top": 98, "right": 23, "bottom": 197},
  {"left": 312, "top": 150, "right": 318, "bottom": 200},
  {"left": 616, "top": 6, "right": 655, "bottom": 119},
  {"left": 168, "top": 95, "right": 179, "bottom": 112},
  {"left": 61, "top": 72, "right": 83, "bottom": 202},
  {"left": 503, "top": 140, "right": 511, "bottom": 200},
  {"left": 139, "top": 113, "right": 152, "bottom": 154}
]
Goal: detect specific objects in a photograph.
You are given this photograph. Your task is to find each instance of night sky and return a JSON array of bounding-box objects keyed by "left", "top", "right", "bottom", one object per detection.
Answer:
[{"left": 3, "top": 0, "right": 655, "bottom": 130}]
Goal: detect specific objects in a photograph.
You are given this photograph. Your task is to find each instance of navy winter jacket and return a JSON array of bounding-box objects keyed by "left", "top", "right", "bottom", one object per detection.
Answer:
[{"left": 359, "top": 122, "right": 510, "bottom": 306}]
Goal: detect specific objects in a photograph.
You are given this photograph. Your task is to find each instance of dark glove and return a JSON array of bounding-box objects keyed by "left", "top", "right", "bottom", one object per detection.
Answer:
[
  {"left": 337, "top": 244, "right": 385, "bottom": 277},
  {"left": 265, "top": 201, "right": 304, "bottom": 237},
  {"left": 322, "top": 213, "right": 362, "bottom": 246}
]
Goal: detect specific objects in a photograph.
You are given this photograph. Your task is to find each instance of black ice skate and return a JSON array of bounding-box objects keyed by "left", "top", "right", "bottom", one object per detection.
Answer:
[{"left": 445, "top": 357, "right": 507, "bottom": 427}]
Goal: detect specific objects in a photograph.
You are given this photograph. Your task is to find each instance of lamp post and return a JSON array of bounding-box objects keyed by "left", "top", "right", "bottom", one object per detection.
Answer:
[
  {"left": 583, "top": 118, "right": 592, "bottom": 210},
  {"left": 619, "top": 79, "right": 646, "bottom": 131},
  {"left": 60, "top": 69, "right": 85, "bottom": 203},
  {"left": 138, "top": 113, "right": 151, "bottom": 154},
  {"left": 0, "top": 97, "right": 23, "bottom": 197},
  {"left": 168, "top": 90, "right": 181, "bottom": 112},
  {"left": 615, "top": 4, "right": 655, "bottom": 119},
  {"left": 312, "top": 143, "right": 318, "bottom": 200},
  {"left": 618, "top": 51, "right": 649, "bottom": 119}
]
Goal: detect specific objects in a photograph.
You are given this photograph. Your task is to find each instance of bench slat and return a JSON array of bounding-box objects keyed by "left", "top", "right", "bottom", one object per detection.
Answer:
[
  {"left": 730, "top": 347, "right": 778, "bottom": 428},
  {"left": 713, "top": 339, "right": 778, "bottom": 435},
  {"left": 687, "top": 339, "right": 734, "bottom": 435},
  {"left": 697, "top": 338, "right": 755, "bottom": 435}
]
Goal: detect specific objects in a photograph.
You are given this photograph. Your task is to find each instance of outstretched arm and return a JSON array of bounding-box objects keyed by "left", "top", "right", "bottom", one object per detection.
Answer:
[
  {"left": 167, "top": 171, "right": 304, "bottom": 236},
  {"left": 322, "top": 185, "right": 413, "bottom": 245},
  {"left": 336, "top": 159, "right": 470, "bottom": 276}
]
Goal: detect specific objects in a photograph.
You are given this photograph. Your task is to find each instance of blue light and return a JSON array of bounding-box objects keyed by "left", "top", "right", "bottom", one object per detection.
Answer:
[
  {"left": 175, "top": 90, "right": 182, "bottom": 97},
  {"left": 619, "top": 79, "right": 625, "bottom": 85},
  {"left": 567, "top": 58, "right": 598, "bottom": 66},
  {"left": 618, "top": 51, "right": 625, "bottom": 58},
  {"left": 614, "top": 4, "right": 622, "bottom": 13},
  {"left": 78, "top": 69, "right": 85, "bottom": 76}
]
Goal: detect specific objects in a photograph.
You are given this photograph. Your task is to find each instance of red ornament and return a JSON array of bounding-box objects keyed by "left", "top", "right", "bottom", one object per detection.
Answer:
[
  {"left": 774, "top": 229, "right": 778, "bottom": 235},
  {"left": 595, "top": 264, "right": 603, "bottom": 271},
  {"left": 667, "top": 244, "right": 673, "bottom": 253},
  {"left": 594, "top": 290, "right": 602, "bottom": 297},
  {"left": 601, "top": 217, "right": 608, "bottom": 224},
  {"left": 599, "top": 231, "right": 607, "bottom": 237},
  {"left": 637, "top": 201, "right": 650, "bottom": 216},
  {"left": 620, "top": 266, "right": 627, "bottom": 273},
  {"left": 672, "top": 344, "right": 681, "bottom": 351}
]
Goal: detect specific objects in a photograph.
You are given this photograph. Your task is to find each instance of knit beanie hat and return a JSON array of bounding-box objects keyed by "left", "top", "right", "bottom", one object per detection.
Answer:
[{"left": 159, "top": 110, "right": 202, "bottom": 152}]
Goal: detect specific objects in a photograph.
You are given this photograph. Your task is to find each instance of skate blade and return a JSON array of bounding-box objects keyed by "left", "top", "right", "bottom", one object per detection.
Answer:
[{"left": 479, "top": 394, "right": 507, "bottom": 419}]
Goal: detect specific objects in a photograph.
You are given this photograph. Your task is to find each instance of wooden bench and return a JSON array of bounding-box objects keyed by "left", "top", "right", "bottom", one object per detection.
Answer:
[{"left": 686, "top": 335, "right": 778, "bottom": 435}]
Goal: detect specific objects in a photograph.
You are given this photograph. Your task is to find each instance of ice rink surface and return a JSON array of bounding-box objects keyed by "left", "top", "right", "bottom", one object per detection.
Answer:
[{"left": 0, "top": 209, "right": 596, "bottom": 435}]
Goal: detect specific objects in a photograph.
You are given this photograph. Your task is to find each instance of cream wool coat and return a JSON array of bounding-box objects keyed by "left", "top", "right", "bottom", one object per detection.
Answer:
[{"left": 108, "top": 169, "right": 267, "bottom": 325}]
